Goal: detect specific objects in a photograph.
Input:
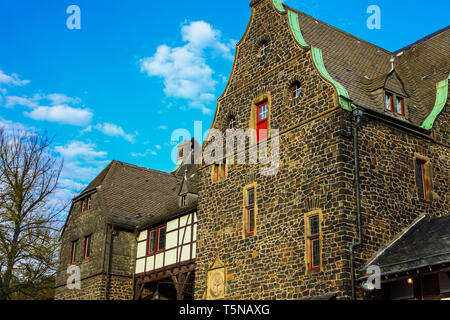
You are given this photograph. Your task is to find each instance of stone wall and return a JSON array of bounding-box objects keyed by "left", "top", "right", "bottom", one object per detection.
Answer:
[{"left": 54, "top": 274, "right": 133, "bottom": 300}]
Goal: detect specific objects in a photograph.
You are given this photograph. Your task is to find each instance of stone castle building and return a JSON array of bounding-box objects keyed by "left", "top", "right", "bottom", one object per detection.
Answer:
[{"left": 55, "top": 0, "right": 449, "bottom": 300}]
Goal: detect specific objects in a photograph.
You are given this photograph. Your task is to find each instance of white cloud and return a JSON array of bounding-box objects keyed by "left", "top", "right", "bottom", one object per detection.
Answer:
[
  {"left": 93, "top": 123, "right": 136, "bottom": 143},
  {"left": 24, "top": 105, "right": 93, "bottom": 126},
  {"left": 158, "top": 125, "right": 169, "bottom": 130},
  {"left": 55, "top": 141, "right": 110, "bottom": 186},
  {"left": 155, "top": 145, "right": 161, "bottom": 150},
  {"left": 4, "top": 95, "right": 38, "bottom": 108},
  {"left": 45, "top": 93, "right": 81, "bottom": 105},
  {"left": 131, "top": 149, "right": 157, "bottom": 158},
  {"left": 55, "top": 141, "right": 107, "bottom": 160},
  {"left": 140, "top": 20, "right": 235, "bottom": 115},
  {"left": 0, "top": 70, "right": 30, "bottom": 87}
]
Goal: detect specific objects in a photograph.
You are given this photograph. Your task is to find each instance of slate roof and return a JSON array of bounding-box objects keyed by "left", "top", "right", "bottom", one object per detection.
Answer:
[
  {"left": 74, "top": 160, "right": 198, "bottom": 231},
  {"left": 364, "top": 215, "right": 450, "bottom": 276},
  {"left": 287, "top": 5, "right": 449, "bottom": 127}
]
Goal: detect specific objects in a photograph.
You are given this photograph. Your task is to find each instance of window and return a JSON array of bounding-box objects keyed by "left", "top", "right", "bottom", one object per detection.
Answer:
[
  {"left": 259, "top": 41, "right": 268, "bottom": 57},
  {"left": 385, "top": 93, "right": 393, "bottom": 112},
  {"left": 415, "top": 158, "right": 428, "bottom": 201},
  {"left": 309, "top": 216, "right": 320, "bottom": 270},
  {"left": 181, "top": 195, "right": 187, "bottom": 207},
  {"left": 385, "top": 92, "right": 405, "bottom": 116},
  {"left": 147, "top": 226, "right": 166, "bottom": 255},
  {"left": 81, "top": 195, "right": 92, "bottom": 213},
  {"left": 395, "top": 97, "right": 404, "bottom": 115},
  {"left": 305, "top": 210, "right": 322, "bottom": 272},
  {"left": 228, "top": 116, "right": 236, "bottom": 130},
  {"left": 84, "top": 235, "right": 92, "bottom": 260},
  {"left": 148, "top": 229, "right": 157, "bottom": 255},
  {"left": 257, "top": 101, "right": 268, "bottom": 142},
  {"left": 71, "top": 240, "right": 79, "bottom": 264},
  {"left": 247, "top": 188, "right": 255, "bottom": 236},
  {"left": 291, "top": 82, "right": 302, "bottom": 100},
  {"left": 157, "top": 226, "right": 166, "bottom": 252}
]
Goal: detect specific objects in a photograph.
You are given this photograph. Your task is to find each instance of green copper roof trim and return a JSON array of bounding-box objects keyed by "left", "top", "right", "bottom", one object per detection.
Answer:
[
  {"left": 172, "top": 159, "right": 183, "bottom": 173},
  {"left": 287, "top": 10, "right": 309, "bottom": 48},
  {"left": 421, "top": 74, "right": 449, "bottom": 130},
  {"left": 272, "top": 0, "right": 286, "bottom": 13},
  {"left": 311, "top": 46, "right": 352, "bottom": 111}
]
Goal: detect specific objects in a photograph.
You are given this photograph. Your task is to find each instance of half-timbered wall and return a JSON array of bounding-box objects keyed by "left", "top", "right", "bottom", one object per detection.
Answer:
[{"left": 135, "top": 212, "right": 197, "bottom": 275}]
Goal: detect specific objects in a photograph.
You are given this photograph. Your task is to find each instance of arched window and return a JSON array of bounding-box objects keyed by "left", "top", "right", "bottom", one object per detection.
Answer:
[
  {"left": 259, "top": 41, "right": 268, "bottom": 57},
  {"left": 291, "top": 82, "right": 302, "bottom": 100},
  {"left": 228, "top": 116, "right": 236, "bottom": 129}
]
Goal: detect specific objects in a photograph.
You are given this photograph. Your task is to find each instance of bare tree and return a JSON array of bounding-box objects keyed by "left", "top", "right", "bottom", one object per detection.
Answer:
[{"left": 0, "top": 128, "right": 65, "bottom": 300}]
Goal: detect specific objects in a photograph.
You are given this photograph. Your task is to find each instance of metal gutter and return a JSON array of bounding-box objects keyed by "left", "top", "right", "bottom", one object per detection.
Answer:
[{"left": 349, "top": 106, "right": 363, "bottom": 300}]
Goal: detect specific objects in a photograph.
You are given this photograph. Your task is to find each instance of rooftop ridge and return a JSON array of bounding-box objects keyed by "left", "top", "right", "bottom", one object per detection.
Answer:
[
  {"left": 393, "top": 25, "right": 450, "bottom": 54},
  {"left": 284, "top": 4, "right": 393, "bottom": 56},
  {"left": 112, "top": 160, "right": 177, "bottom": 177}
]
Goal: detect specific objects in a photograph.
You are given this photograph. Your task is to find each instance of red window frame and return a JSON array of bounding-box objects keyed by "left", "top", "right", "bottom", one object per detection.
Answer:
[
  {"left": 256, "top": 101, "right": 268, "bottom": 142},
  {"left": 83, "top": 235, "right": 91, "bottom": 260},
  {"left": 80, "top": 195, "right": 91, "bottom": 213},
  {"left": 385, "top": 93, "right": 393, "bottom": 112},
  {"left": 310, "top": 238, "right": 320, "bottom": 270},
  {"left": 147, "top": 226, "right": 166, "bottom": 256},
  {"left": 247, "top": 208, "right": 255, "bottom": 236},
  {"left": 246, "top": 188, "right": 255, "bottom": 236},
  {"left": 181, "top": 195, "right": 186, "bottom": 207},
  {"left": 71, "top": 240, "right": 79, "bottom": 264},
  {"left": 395, "top": 97, "right": 404, "bottom": 116}
]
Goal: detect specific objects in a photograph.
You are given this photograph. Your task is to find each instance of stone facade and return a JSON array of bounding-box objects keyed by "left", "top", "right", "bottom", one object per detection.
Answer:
[
  {"left": 55, "top": 0, "right": 448, "bottom": 300},
  {"left": 55, "top": 188, "right": 136, "bottom": 300},
  {"left": 193, "top": 0, "right": 449, "bottom": 300},
  {"left": 54, "top": 274, "right": 133, "bottom": 300}
]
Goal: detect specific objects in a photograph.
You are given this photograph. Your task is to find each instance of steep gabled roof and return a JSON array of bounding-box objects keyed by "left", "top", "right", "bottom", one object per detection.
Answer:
[
  {"left": 99, "top": 161, "right": 182, "bottom": 229},
  {"left": 364, "top": 215, "right": 450, "bottom": 276},
  {"left": 286, "top": 4, "right": 449, "bottom": 127}
]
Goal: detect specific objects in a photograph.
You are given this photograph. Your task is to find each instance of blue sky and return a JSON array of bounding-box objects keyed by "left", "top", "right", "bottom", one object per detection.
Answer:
[{"left": 0, "top": 0, "right": 448, "bottom": 202}]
